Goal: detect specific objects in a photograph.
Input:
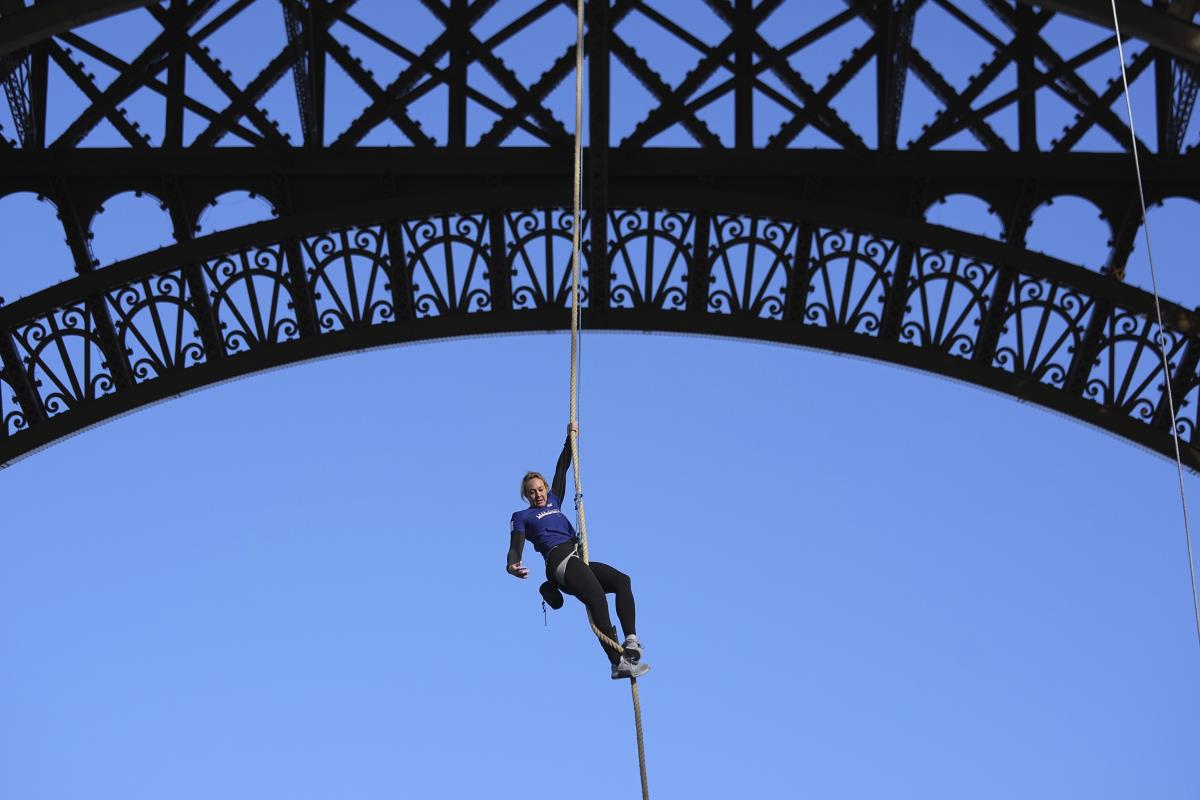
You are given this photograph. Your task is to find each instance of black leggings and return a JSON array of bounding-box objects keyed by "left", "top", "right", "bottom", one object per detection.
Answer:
[{"left": 547, "top": 546, "right": 636, "bottom": 664}]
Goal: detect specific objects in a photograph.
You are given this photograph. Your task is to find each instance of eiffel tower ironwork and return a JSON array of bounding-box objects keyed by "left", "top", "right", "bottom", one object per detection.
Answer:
[{"left": 2, "top": 0, "right": 1200, "bottom": 467}]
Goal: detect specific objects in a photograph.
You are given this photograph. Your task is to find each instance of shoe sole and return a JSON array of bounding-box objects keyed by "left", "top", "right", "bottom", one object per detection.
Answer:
[{"left": 611, "top": 664, "right": 651, "bottom": 680}]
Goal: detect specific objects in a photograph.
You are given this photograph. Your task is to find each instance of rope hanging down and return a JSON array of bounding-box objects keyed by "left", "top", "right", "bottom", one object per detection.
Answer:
[
  {"left": 1107, "top": 1, "right": 1200, "bottom": 649},
  {"left": 565, "top": 1, "right": 651, "bottom": 798}
]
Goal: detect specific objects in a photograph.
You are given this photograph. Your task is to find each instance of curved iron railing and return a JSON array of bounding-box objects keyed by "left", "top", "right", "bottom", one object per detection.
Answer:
[{"left": 1, "top": 188, "right": 1197, "bottom": 468}]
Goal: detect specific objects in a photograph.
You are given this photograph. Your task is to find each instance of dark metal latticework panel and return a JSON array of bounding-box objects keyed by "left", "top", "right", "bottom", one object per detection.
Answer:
[
  {"left": 2, "top": 0, "right": 1200, "bottom": 151},
  {"left": 0, "top": 193, "right": 1198, "bottom": 467},
  {"left": 2, "top": 0, "right": 1200, "bottom": 466}
]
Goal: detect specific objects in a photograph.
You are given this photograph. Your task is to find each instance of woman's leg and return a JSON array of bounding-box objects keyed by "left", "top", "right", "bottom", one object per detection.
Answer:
[
  {"left": 560, "top": 557, "right": 621, "bottom": 664},
  {"left": 587, "top": 561, "right": 636, "bottom": 638}
]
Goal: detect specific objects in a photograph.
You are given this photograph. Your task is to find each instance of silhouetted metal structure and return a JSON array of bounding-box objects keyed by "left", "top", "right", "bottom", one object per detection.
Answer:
[{"left": 2, "top": 0, "right": 1200, "bottom": 466}]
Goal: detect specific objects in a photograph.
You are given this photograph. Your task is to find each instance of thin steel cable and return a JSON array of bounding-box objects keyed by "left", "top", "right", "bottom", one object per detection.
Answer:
[
  {"left": 1108, "top": 0, "right": 1200, "bottom": 647},
  {"left": 566, "top": 0, "right": 651, "bottom": 796}
]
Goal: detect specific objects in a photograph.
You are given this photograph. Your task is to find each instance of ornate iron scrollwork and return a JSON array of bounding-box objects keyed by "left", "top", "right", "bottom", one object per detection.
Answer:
[
  {"left": 402, "top": 215, "right": 493, "bottom": 318},
  {"left": 610, "top": 209, "right": 690, "bottom": 312},
  {"left": 303, "top": 226, "right": 396, "bottom": 331},
  {"left": 707, "top": 216, "right": 794, "bottom": 320},
  {"left": 900, "top": 248, "right": 998, "bottom": 358},
  {"left": 992, "top": 275, "right": 1093, "bottom": 388},
  {"left": 107, "top": 270, "right": 207, "bottom": 381},
  {"left": 0, "top": 373, "right": 27, "bottom": 438},
  {"left": 0, "top": 202, "right": 1198, "bottom": 469},
  {"left": 11, "top": 303, "right": 116, "bottom": 415},
  {"left": 507, "top": 209, "right": 586, "bottom": 311},
  {"left": 802, "top": 227, "right": 898, "bottom": 335},
  {"left": 1086, "top": 311, "right": 1188, "bottom": 423},
  {"left": 202, "top": 244, "right": 300, "bottom": 355},
  {"left": 1174, "top": 376, "right": 1200, "bottom": 446}
]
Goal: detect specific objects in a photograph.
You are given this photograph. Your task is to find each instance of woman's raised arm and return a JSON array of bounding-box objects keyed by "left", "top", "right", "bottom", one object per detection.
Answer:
[{"left": 551, "top": 423, "right": 577, "bottom": 502}]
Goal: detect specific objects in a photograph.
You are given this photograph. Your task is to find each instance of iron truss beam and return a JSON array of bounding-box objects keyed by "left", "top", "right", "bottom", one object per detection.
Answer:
[
  {"left": 0, "top": 182, "right": 1198, "bottom": 469},
  {"left": 7, "top": 1, "right": 1198, "bottom": 65},
  {"left": 0, "top": 0, "right": 158, "bottom": 58},
  {"left": 2, "top": 148, "right": 1198, "bottom": 234},
  {"left": 1165, "top": 57, "right": 1200, "bottom": 151},
  {"left": 1016, "top": 0, "right": 1200, "bottom": 64},
  {"left": 0, "top": 45, "right": 32, "bottom": 145},
  {"left": 2, "top": 0, "right": 1200, "bottom": 154}
]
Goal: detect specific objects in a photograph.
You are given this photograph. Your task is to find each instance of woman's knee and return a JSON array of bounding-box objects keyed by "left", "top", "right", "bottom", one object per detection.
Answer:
[
  {"left": 611, "top": 568, "right": 632, "bottom": 592},
  {"left": 593, "top": 562, "right": 631, "bottom": 589}
]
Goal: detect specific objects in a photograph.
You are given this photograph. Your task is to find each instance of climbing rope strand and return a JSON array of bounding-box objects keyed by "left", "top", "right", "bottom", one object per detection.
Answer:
[
  {"left": 565, "top": 0, "right": 616, "bottom": 657},
  {"left": 565, "top": 1, "right": 651, "bottom": 798},
  {"left": 1108, "top": 1, "right": 1200, "bottom": 648},
  {"left": 631, "top": 679, "right": 650, "bottom": 799},
  {"left": 565, "top": 0, "right": 619, "bottom": 655},
  {"left": 568, "top": 0, "right": 585, "bottom": 562}
]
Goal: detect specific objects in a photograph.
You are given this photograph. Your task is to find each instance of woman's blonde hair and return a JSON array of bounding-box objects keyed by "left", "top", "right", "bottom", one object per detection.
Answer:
[{"left": 520, "top": 471, "right": 548, "bottom": 501}]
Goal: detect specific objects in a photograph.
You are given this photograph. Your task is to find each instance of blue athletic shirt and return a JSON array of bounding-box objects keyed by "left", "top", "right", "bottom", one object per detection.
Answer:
[{"left": 510, "top": 493, "right": 577, "bottom": 558}]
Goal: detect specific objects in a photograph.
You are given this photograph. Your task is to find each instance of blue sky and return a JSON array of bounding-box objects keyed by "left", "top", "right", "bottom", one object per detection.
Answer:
[
  {"left": 2, "top": 334, "right": 1197, "bottom": 799},
  {"left": 1, "top": 2, "right": 1199, "bottom": 799}
]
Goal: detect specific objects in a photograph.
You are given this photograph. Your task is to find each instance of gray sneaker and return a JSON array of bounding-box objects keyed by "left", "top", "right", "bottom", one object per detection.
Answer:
[
  {"left": 611, "top": 655, "right": 651, "bottom": 680},
  {"left": 622, "top": 635, "right": 644, "bottom": 664}
]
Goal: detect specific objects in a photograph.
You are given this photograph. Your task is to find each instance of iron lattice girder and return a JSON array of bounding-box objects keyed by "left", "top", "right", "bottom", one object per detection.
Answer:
[
  {"left": 1168, "top": 58, "right": 1200, "bottom": 152},
  {"left": 1015, "top": 0, "right": 1200, "bottom": 64},
  {"left": 0, "top": 46, "right": 32, "bottom": 145},
  {"left": 5, "top": 0, "right": 1200, "bottom": 63},
  {"left": 0, "top": 168, "right": 1198, "bottom": 468},
  {"left": 0, "top": 0, "right": 157, "bottom": 58},
  {"left": 0, "top": 1, "right": 1200, "bottom": 154},
  {"left": 2, "top": 147, "right": 1198, "bottom": 230}
]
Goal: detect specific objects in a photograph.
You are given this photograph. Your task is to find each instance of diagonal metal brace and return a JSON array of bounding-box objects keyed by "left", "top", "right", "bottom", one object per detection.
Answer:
[{"left": 1017, "top": 0, "right": 1200, "bottom": 65}]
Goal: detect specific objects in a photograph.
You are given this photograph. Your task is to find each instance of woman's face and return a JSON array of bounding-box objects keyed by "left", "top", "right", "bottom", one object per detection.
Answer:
[{"left": 524, "top": 478, "right": 548, "bottom": 508}]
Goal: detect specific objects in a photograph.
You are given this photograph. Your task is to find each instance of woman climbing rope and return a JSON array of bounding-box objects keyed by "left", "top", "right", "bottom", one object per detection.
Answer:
[{"left": 506, "top": 423, "right": 650, "bottom": 680}]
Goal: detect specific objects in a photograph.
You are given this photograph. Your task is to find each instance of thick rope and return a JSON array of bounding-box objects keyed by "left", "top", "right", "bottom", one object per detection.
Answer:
[
  {"left": 566, "top": 1, "right": 650, "bottom": 797},
  {"left": 1108, "top": 1, "right": 1200, "bottom": 648}
]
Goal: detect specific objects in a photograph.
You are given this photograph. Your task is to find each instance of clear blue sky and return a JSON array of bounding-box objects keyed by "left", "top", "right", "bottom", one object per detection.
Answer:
[{"left": 1, "top": 2, "right": 1198, "bottom": 799}]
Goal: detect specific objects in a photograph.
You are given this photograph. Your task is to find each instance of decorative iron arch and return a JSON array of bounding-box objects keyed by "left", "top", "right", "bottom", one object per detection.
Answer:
[{"left": 1, "top": 184, "right": 1198, "bottom": 468}]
